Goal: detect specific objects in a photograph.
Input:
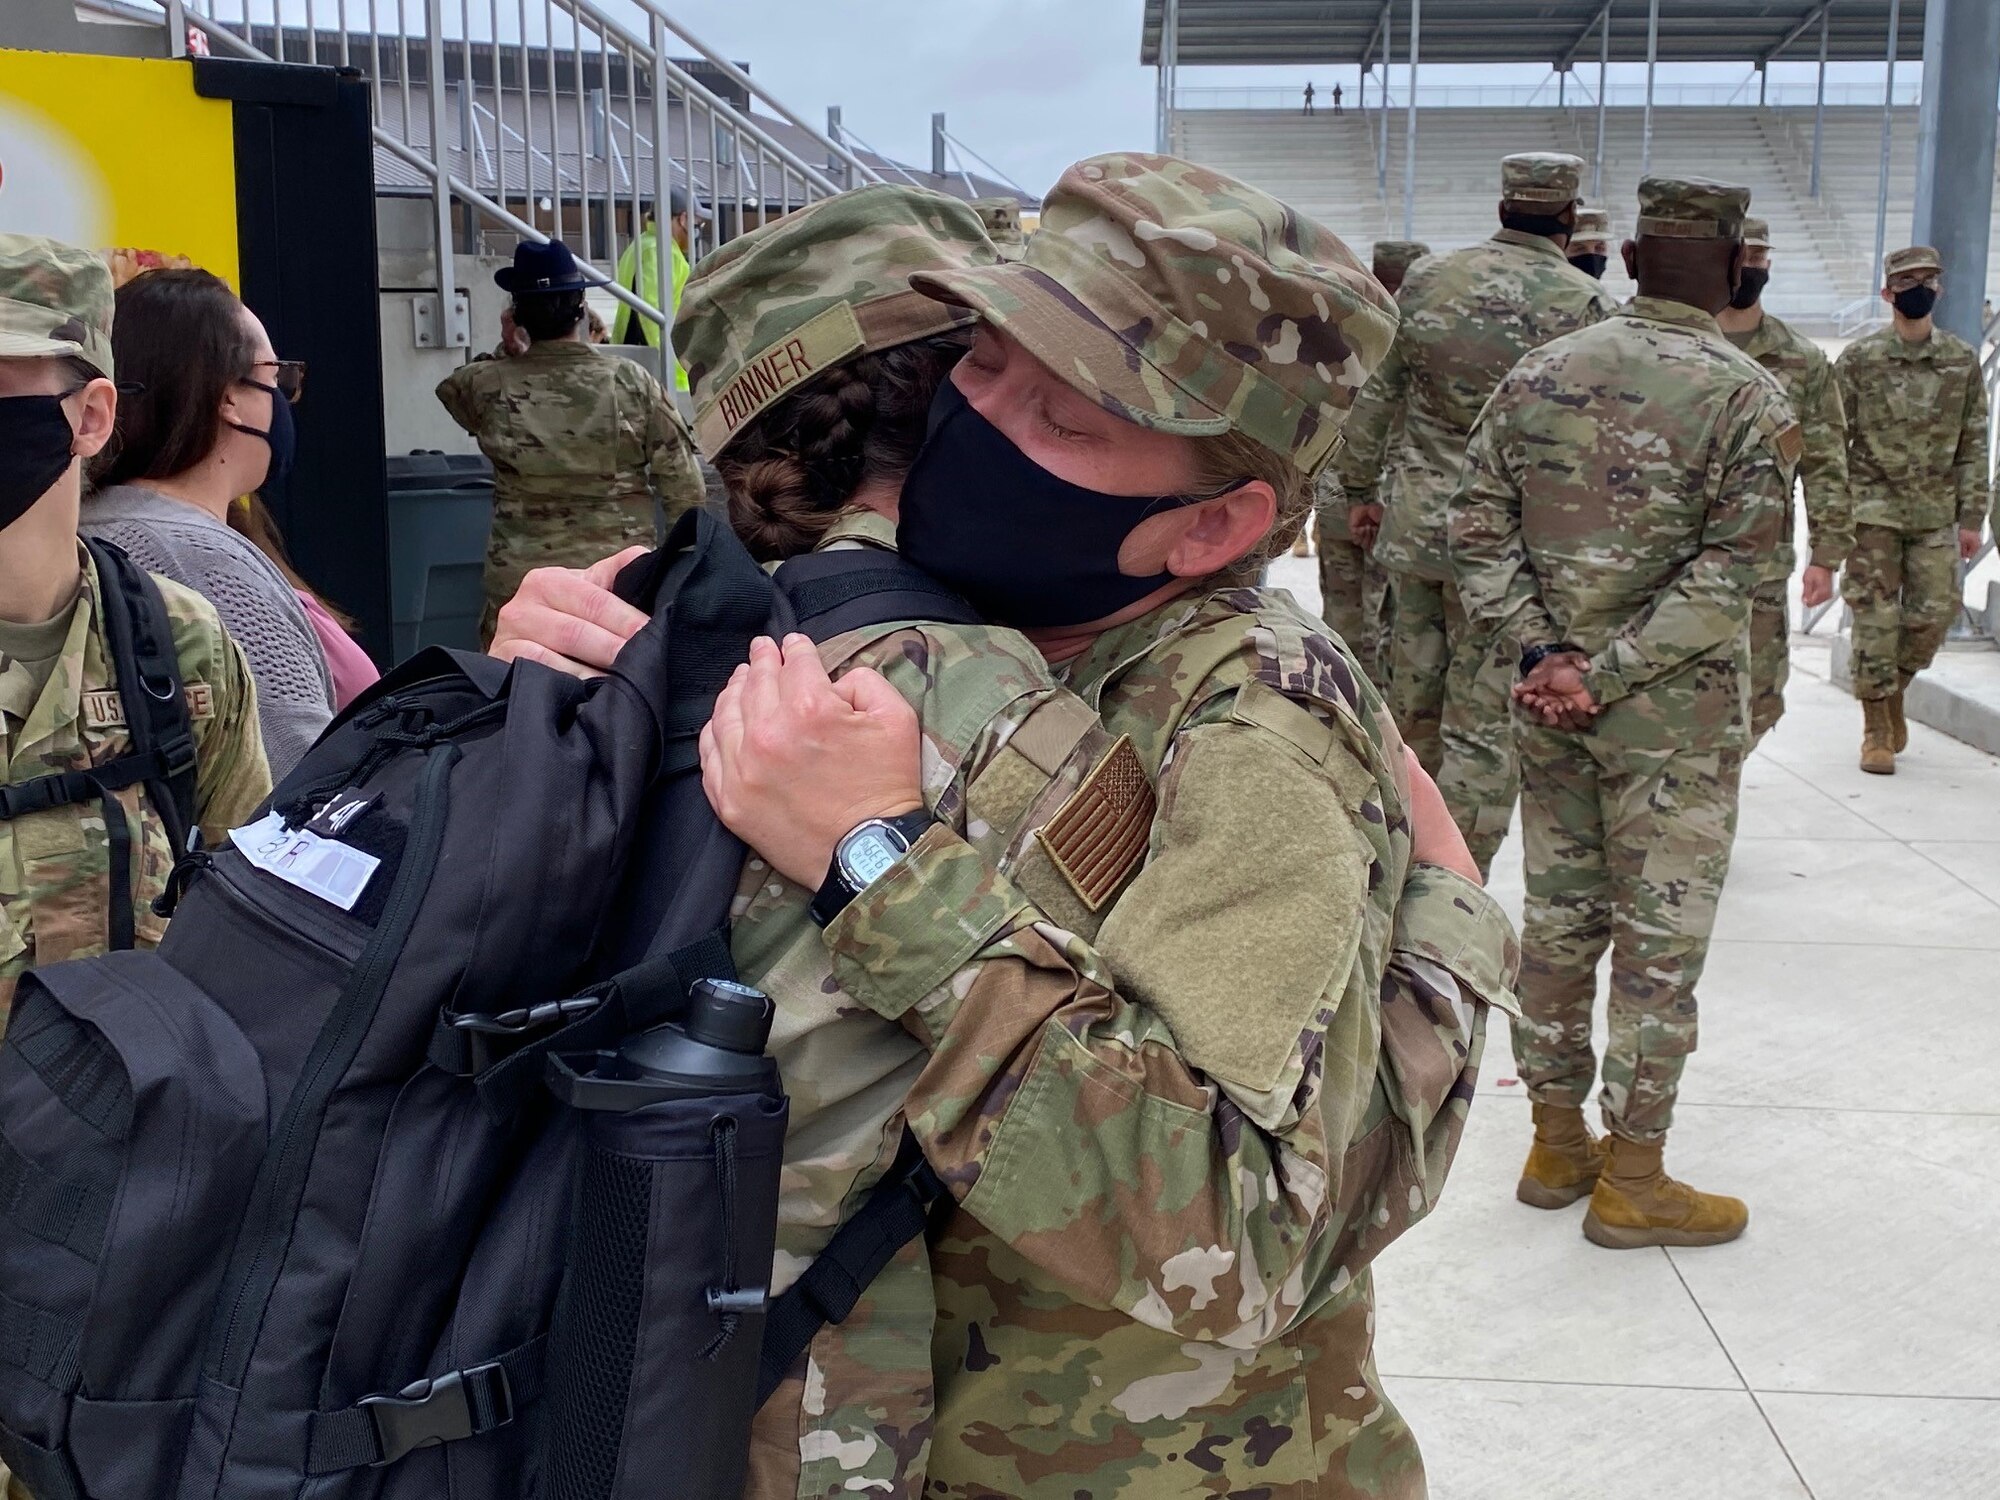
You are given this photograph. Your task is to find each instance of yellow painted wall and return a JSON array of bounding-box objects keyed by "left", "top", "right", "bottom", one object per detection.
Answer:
[{"left": 0, "top": 49, "right": 238, "bottom": 287}]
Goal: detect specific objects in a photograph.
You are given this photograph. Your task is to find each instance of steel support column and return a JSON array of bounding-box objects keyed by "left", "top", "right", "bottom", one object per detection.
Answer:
[
  {"left": 1912, "top": 0, "right": 2000, "bottom": 350},
  {"left": 1811, "top": 5, "right": 1829, "bottom": 197},
  {"left": 1402, "top": 0, "right": 1420, "bottom": 240},
  {"left": 1594, "top": 4, "right": 1610, "bottom": 201},
  {"left": 1379, "top": 5, "right": 1392, "bottom": 192},
  {"left": 1911, "top": 0, "right": 1949, "bottom": 240},
  {"left": 1641, "top": 0, "right": 1659, "bottom": 175},
  {"left": 1156, "top": 0, "right": 1179, "bottom": 155},
  {"left": 423, "top": 0, "right": 457, "bottom": 329},
  {"left": 1872, "top": 0, "right": 1903, "bottom": 288}
]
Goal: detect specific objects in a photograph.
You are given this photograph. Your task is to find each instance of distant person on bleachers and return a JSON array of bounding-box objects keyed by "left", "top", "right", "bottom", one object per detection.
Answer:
[
  {"left": 1835, "top": 244, "right": 1991, "bottom": 775},
  {"left": 437, "top": 238, "right": 704, "bottom": 640},
  {"left": 1567, "top": 205, "right": 1612, "bottom": 280},
  {"left": 1308, "top": 238, "right": 1430, "bottom": 675},
  {"left": 1715, "top": 216, "right": 1850, "bottom": 747},
  {"left": 1302, "top": 80, "right": 1315, "bottom": 115},
  {"left": 1333, "top": 81, "right": 1343, "bottom": 115},
  {"left": 1334, "top": 151, "right": 1613, "bottom": 878}
]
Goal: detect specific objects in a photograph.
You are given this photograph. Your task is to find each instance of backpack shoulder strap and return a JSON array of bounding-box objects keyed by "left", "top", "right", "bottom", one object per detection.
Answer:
[
  {"left": 754, "top": 1127, "right": 946, "bottom": 1408},
  {"left": 773, "top": 549, "right": 981, "bottom": 641},
  {"left": 77, "top": 539, "right": 199, "bottom": 949},
  {"left": 81, "top": 539, "right": 199, "bottom": 849}
]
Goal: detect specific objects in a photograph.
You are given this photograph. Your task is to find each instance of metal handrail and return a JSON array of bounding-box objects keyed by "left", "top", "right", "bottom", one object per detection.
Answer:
[{"left": 103, "top": 0, "right": 877, "bottom": 344}]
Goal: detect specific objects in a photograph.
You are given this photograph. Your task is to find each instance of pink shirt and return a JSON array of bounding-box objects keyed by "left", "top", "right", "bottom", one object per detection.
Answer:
[{"left": 296, "top": 590, "right": 381, "bottom": 712}]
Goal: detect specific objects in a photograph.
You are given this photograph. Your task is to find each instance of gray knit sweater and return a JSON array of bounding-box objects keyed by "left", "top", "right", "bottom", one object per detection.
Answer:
[{"left": 81, "top": 484, "right": 334, "bottom": 779}]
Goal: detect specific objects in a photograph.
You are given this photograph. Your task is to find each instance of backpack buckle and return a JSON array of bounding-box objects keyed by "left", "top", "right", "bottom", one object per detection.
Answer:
[{"left": 358, "top": 1362, "right": 512, "bottom": 1466}]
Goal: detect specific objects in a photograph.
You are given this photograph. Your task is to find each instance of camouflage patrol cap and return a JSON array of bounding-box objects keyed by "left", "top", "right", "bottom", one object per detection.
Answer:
[
  {"left": 0, "top": 233, "right": 116, "bottom": 379},
  {"left": 1635, "top": 175, "right": 1750, "bottom": 240},
  {"left": 1500, "top": 152, "right": 1586, "bottom": 205},
  {"left": 1371, "top": 240, "right": 1431, "bottom": 274},
  {"left": 1741, "top": 217, "right": 1771, "bottom": 249},
  {"left": 673, "top": 183, "right": 995, "bottom": 460},
  {"left": 909, "top": 153, "right": 1397, "bottom": 479},
  {"left": 1884, "top": 244, "right": 1942, "bottom": 279},
  {"left": 1569, "top": 207, "right": 1611, "bottom": 245},
  {"left": 969, "top": 196, "right": 1028, "bottom": 261}
]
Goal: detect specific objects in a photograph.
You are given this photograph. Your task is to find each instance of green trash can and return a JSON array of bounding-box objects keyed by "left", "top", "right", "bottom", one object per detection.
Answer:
[{"left": 386, "top": 452, "right": 495, "bottom": 661}]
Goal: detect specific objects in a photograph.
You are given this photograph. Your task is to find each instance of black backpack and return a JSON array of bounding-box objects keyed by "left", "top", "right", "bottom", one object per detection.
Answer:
[
  {"left": 0, "top": 537, "right": 198, "bottom": 954},
  {"left": 0, "top": 510, "right": 973, "bottom": 1500}
]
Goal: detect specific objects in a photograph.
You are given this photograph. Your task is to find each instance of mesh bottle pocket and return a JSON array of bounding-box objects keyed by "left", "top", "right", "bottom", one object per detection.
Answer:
[{"left": 539, "top": 1090, "right": 786, "bottom": 1500}]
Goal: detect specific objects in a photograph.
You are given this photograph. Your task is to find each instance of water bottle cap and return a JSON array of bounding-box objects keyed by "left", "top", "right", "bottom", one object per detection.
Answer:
[{"left": 686, "top": 978, "right": 775, "bottom": 1055}]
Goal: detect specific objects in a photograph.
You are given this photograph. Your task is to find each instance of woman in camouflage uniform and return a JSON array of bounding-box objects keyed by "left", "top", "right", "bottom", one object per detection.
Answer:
[{"left": 507, "top": 160, "right": 1519, "bottom": 1500}]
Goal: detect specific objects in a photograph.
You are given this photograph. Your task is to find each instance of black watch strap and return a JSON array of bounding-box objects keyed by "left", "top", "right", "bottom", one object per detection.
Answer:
[
  {"left": 808, "top": 809, "right": 936, "bottom": 928},
  {"left": 1519, "top": 642, "right": 1585, "bottom": 677}
]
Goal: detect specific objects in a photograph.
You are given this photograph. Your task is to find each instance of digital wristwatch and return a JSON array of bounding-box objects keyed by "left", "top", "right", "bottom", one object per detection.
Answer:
[{"left": 808, "top": 809, "right": 936, "bottom": 928}]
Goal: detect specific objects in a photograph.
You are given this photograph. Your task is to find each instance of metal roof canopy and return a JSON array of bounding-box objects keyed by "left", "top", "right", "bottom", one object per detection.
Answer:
[{"left": 1140, "top": 2, "right": 1929, "bottom": 69}]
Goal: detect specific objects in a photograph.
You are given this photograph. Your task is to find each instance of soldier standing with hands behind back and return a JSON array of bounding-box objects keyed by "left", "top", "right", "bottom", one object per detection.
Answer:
[
  {"left": 1453, "top": 177, "right": 1797, "bottom": 1250},
  {"left": 1715, "top": 216, "right": 1851, "bottom": 744},
  {"left": 1834, "top": 245, "right": 1991, "bottom": 774},
  {"left": 1335, "top": 152, "right": 1612, "bottom": 875}
]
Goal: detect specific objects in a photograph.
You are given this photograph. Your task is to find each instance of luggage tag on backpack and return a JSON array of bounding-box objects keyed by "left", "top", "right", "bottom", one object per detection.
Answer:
[{"left": 231, "top": 807, "right": 382, "bottom": 912}]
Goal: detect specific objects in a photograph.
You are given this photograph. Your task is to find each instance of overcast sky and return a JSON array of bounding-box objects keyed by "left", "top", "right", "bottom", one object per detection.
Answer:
[{"left": 642, "top": 0, "right": 1910, "bottom": 198}]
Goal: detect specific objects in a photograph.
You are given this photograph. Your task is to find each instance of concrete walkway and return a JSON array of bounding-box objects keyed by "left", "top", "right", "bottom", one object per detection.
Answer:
[{"left": 1267, "top": 556, "right": 2000, "bottom": 1500}]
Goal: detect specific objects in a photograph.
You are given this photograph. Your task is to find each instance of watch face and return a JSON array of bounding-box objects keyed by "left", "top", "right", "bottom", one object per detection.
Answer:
[{"left": 841, "top": 827, "right": 904, "bottom": 889}]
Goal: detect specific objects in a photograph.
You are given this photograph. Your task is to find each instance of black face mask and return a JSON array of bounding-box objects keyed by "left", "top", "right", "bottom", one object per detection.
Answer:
[
  {"left": 228, "top": 380, "right": 296, "bottom": 493},
  {"left": 1892, "top": 284, "right": 1938, "bottom": 320},
  {"left": 1729, "top": 267, "right": 1772, "bottom": 310},
  {"left": 1568, "top": 253, "right": 1608, "bottom": 280},
  {"left": 0, "top": 394, "right": 79, "bottom": 533},
  {"left": 898, "top": 381, "right": 1229, "bottom": 629}
]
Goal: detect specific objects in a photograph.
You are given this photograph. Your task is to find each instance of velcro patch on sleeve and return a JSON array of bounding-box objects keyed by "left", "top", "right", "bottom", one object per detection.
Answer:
[
  {"left": 1034, "top": 735, "right": 1155, "bottom": 912},
  {"left": 81, "top": 690, "right": 124, "bottom": 730},
  {"left": 86, "top": 683, "right": 215, "bottom": 727},
  {"left": 1774, "top": 421, "right": 1805, "bottom": 466}
]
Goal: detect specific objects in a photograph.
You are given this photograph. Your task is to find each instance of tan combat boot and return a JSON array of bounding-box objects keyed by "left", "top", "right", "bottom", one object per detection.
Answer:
[
  {"left": 1888, "top": 675, "right": 1911, "bottom": 753},
  {"left": 1582, "top": 1135, "right": 1748, "bottom": 1249},
  {"left": 1859, "top": 697, "right": 1896, "bottom": 775},
  {"left": 1516, "top": 1102, "right": 1607, "bottom": 1209}
]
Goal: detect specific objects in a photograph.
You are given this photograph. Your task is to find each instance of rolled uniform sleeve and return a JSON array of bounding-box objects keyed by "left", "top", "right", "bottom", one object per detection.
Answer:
[
  {"left": 1800, "top": 356, "right": 1853, "bottom": 568},
  {"left": 1335, "top": 334, "right": 1411, "bottom": 511},
  {"left": 1586, "top": 387, "right": 1792, "bottom": 708},
  {"left": 434, "top": 363, "right": 484, "bottom": 435},
  {"left": 645, "top": 381, "right": 707, "bottom": 527},
  {"left": 1450, "top": 402, "right": 1561, "bottom": 654},
  {"left": 825, "top": 713, "right": 1516, "bottom": 1348},
  {"left": 1956, "top": 358, "right": 1991, "bottom": 534},
  {"left": 193, "top": 634, "right": 273, "bottom": 845}
]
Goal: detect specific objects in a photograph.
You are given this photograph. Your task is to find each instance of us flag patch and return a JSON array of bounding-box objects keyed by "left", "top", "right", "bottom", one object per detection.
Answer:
[{"left": 1035, "top": 735, "right": 1154, "bottom": 912}]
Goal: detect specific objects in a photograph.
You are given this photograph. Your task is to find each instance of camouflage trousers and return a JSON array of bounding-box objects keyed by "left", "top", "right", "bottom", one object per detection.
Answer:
[
  {"left": 925, "top": 1219, "right": 1424, "bottom": 1499},
  {"left": 1842, "top": 522, "right": 1959, "bottom": 701},
  {"left": 1748, "top": 575, "right": 1791, "bottom": 743},
  {"left": 479, "top": 489, "right": 663, "bottom": 640},
  {"left": 1316, "top": 527, "right": 1393, "bottom": 688},
  {"left": 1390, "top": 574, "right": 1518, "bottom": 874},
  {"left": 1512, "top": 722, "right": 1744, "bottom": 1142},
  {"left": 1385, "top": 572, "right": 1450, "bottom": 776}
]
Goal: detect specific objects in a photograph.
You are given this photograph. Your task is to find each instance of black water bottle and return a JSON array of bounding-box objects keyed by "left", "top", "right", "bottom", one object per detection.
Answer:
[{"left": 541, "top": 978, "right": 790, "bottom": 1500}]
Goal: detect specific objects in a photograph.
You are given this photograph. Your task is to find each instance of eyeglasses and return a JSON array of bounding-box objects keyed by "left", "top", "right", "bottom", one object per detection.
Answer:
[{"left": 247, "top": 358, "right": 308, "bottom": 404}]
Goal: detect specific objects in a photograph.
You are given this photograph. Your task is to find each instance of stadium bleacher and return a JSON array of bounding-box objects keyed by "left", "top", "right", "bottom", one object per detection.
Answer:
[{"left": 1173, "top": 104, "right": 1998, "bottom": 334}]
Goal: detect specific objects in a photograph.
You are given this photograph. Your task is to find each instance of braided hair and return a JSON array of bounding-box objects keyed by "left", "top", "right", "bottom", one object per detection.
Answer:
[{"left": 716, "top": 329, "right": 972, "bottom": 561}]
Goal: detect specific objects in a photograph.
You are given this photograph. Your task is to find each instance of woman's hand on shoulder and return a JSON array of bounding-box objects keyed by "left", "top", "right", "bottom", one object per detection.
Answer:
[{"left": 487, "top": 547, "right": 650, "bottom": 678}]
